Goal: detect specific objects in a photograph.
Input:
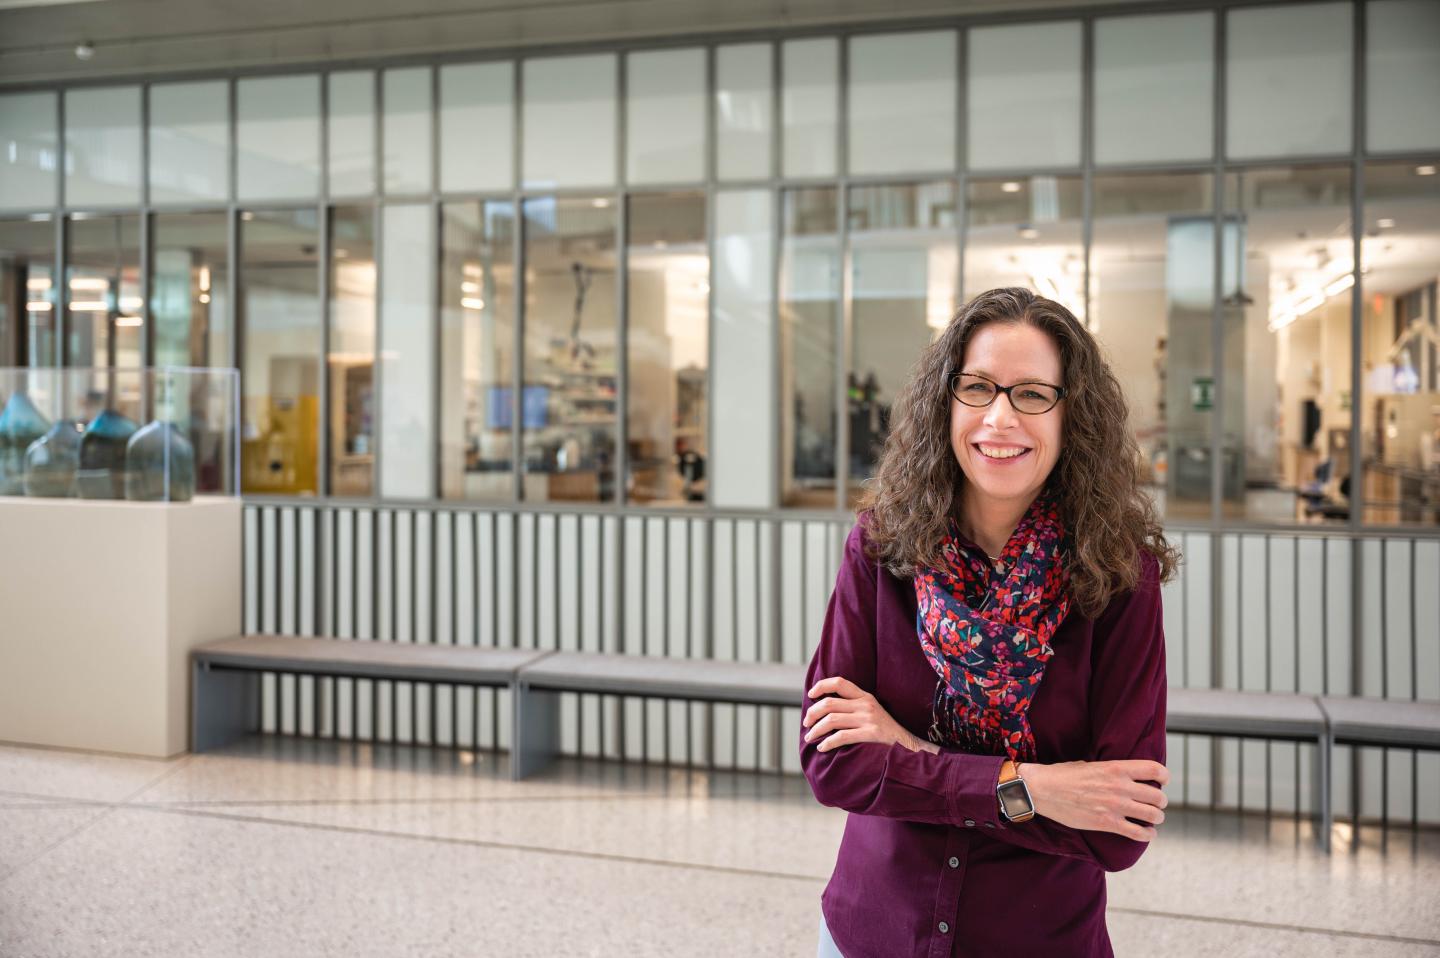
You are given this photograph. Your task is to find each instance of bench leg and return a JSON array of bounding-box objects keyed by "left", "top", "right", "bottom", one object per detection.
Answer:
[
  {"left": 1316, "top": 733, "right": 1332, "bottom": 854},
  {"left": 511, "top": 683, "right": 561, "bottom": 781},
  {"left": 192, "top": 662, "right": 260, "bottom": 753}
]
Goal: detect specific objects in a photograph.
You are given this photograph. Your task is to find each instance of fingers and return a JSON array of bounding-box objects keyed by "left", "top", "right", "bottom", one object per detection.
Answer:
[
  {"left": 808, "top": 676, "right": 865, "bottom": 701},
  {"left": 1119, "top": 820, "right": 1157, "bottom": 842},
  {"left": 1114, "top": 759, "right": 1170, "bottom": 788},
  {"left": 802, "top": 696, "right": 863, "bottom": 728},
  {"left": 1126, "top": 781, "right": 1168, "bottom": 810},
  {"left": 803, "top": 711, "right": 862, "bottom": 743},
  {"left": 1124, "top": 800, "right": 1165, "bottom": 826},
  {"left": 816, "top": 728, "right": 859, "bottom": 752}
]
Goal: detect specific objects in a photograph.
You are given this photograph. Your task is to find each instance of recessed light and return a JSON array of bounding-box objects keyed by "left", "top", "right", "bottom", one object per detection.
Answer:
[
  {"left": 1019, "top": 227, "right": 1039, "bottom": 240},
  {"left": 74, "top": 41, "right": 95, "bottom": 62},
  {"left": 1377, "top": 217, "right": 1396, "bottom": 229},
  {"left": 591, "top": 198, "right": 611, "bottom": 208},
  {"left": 334, "top": 248, "right": 349, "bottom": 259},
  {"left": 1001, "top": 181, "right": 1022, "bottom": 193},
  {"left": 1416, "top": 165, "right": 1437, "bottom": 176},
  {"left": 241, "top": 211, "right": 254, "bottom": 221}
]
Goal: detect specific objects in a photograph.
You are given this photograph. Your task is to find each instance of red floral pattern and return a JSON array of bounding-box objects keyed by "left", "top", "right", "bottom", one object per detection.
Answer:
[{"left": 913, "top": 492, "right": 1072, "bottom": 762}]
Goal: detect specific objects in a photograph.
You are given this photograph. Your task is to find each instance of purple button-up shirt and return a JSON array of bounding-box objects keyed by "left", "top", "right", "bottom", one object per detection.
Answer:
[{"left": 801, "top": 521, "right": 1167, "bottom": 958}]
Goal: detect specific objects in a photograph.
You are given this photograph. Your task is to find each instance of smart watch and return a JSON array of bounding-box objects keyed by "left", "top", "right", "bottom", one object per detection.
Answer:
[{"left": 996, "top": 759, "right": 1036, "bottom": 823}]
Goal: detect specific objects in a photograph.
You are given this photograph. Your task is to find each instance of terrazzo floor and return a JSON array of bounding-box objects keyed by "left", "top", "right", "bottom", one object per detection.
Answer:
[{"left": 0, "top": 736, "right": 1436, "bottom": 957}]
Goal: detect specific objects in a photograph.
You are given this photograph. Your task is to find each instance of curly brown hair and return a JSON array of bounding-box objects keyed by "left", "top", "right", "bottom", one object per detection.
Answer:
[{"left": 857, "top": 287, "right": 1178, "bottom": 617}]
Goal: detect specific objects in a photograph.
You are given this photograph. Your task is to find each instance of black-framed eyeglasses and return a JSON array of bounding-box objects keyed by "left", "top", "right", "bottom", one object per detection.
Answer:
[{"left": 947, "top": 371, "right": 1066, "bottom": 415}]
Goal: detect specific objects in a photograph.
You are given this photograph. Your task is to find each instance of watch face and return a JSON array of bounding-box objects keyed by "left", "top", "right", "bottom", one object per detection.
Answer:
[{"left": 998, "top": 780, "right": 1034, "bottom": 819}]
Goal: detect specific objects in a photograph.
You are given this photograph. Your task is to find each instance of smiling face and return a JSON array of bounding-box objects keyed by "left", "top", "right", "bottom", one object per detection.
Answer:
[{"left": 950, "top": 320, "right": 1065, "bottom": 516}]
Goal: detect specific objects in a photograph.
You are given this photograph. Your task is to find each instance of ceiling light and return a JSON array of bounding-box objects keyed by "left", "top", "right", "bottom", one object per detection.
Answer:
[
  {"left": 1376, "top": 217, "right": 1396, "bottom": 229},
  {"left": 591, "top": 198, "right": 611, "bottom": 208},
  {"left": 1018, "top": 227, "right": 1039, "bottom": 240},
  {"left": 461, "top": 281, "right": 480, "bottom": 293},
  {"left": 74, "top": 41, "right": 94, "bottom": 61},
  {"left": 25, "top": 301, "right": 53, "bottom": 312},
  {"left": 241, "top": 211, "right": 254, "bottom": 221},
  {"left": 115, "top": 316, "right": 143, "bottom": 327},
  {"left": 1416, "top": 165, "right": 1437, "bottom": 176},
  {"left": 1001, "top": 182, "right": 1022, "bottom": 193},
  {"left": 334, "top": 248, "right": 349, "bottom": 259},
  {"left": 1324, "top": 273, "right": 1355, "bottom": 297},
  {"left": 461, "top": 297, "right": 486, "bottom": 310}
]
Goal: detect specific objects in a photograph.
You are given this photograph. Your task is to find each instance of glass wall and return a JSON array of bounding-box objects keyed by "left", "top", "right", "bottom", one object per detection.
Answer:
[
  {"left": 625, "top": 191, "right": 708, "bottom": 505},
  {"left": 440, "top": 201, "right": 516, "bottom": 500},
  {"left": 0, "top": 7, "right": 1435, "bottom": 530},
  {"left": 1361, "top": 161, "right": 1440, "bottom": 525},
  {"left": 780, "top": 187, "right": 839, "bottom": 508},
  {"left": 1224, "top": 166, "right": 1353, "bottom": 523},
  {"left": 0, "top": 217, "right": 57, "bottom": 368},
  {"left": 845, "top": 181, "right": 957, "bottom": 503},
  {"left": 65, "top": 214, "right": 142, "bottom": 371},
  {"left": 327, "top": 206, "right": 375, "bottom": 497},
  {"left": 1091, "top": 173, "right": 1216, "bottom": 518},
  {"left": 240, "top": 209, "right": 320, "bottom": 495},
  {"left": 521, "top": 196, "right": 618, "bottom": 502},
  {"left": 151, "top": 212, "right": 228, "bottom": 369}
]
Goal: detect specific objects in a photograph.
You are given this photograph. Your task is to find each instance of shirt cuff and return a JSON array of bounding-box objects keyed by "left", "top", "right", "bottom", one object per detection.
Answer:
[{"left": 945, "top": 751, "right": 1007, "bottom": 829}]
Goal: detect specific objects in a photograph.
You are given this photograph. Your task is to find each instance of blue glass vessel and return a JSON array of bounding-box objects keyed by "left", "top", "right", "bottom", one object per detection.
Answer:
[
  {"left": 0, "top": 391, "right": 50, "bottom": 496},
  {"left": 76, "top": 409, "right": 139, "bottom": 499},
  {"left": 24, "top": 418, "right": 85, "bottom": 497},
  {"left": 125, "top": 420, "right": 195, "bottom": 502}
]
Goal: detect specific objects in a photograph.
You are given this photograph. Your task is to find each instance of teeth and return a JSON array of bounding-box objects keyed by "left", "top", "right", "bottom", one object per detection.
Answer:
[{"left": 979, "top": 445, "right": 1027, "bottom": 460}]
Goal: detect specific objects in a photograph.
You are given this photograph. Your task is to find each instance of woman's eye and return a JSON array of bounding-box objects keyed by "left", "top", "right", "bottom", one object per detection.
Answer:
[
  {"left": 1018, "top": 388, "right": 1046, "bottom": 401},
  {"left": 963, "top": 382, "right": 991, "bottom": 393}
]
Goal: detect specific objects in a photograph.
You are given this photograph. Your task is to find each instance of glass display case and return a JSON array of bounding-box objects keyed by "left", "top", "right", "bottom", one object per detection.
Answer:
[{"left": 0, "top": 366, "right": 239, "bottom": 502}]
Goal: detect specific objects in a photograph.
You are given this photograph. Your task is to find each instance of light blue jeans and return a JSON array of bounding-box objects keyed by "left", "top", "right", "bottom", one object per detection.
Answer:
[{"left": 816, "top": 912, "right": 844, "bottom": 958}]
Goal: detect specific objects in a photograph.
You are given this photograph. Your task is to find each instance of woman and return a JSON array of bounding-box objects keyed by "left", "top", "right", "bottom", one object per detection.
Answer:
[{"left": 800, "top": 288, "right": 1178, "bottom": 958}]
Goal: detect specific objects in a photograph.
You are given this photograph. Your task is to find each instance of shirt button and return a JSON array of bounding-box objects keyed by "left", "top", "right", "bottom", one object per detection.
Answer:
[
  {"left": 963, "top": 818, "right": 975, "bottom": 827},
  {"left": 984, "top": 822, "right": 996, "bottom": 829},
  {"left": 939, "top": 922, "right": 951, "bottom": 934},
  {"left": 948, "top": 856, "right": 960, "bottom": 868}
]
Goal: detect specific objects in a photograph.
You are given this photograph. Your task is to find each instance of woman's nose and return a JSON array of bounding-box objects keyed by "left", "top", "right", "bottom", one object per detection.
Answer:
[{"left": 983, "top": 392, "right": 1020, "bottom": 429}]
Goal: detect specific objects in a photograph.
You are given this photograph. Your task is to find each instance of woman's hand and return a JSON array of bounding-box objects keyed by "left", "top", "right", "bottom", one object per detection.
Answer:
[
  {"left": 1018, "top": 759, "right": 1170, "bottom": 842},
  {"left": 803, "top": 676, "right": 934, "bottom": 753}
]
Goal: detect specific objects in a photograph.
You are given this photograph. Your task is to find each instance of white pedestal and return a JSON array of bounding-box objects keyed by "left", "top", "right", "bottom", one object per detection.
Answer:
[{"left": 0, "top": 496, "right": 241, "bottom": 758}]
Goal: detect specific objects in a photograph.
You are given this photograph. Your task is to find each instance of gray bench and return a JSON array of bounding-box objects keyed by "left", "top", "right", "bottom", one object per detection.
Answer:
[
  {"left": 192, "top": 635, "right": 553, "bottom": 778},
  {"left": 511, "top": 651, "right": 802, "bottom": 778},
  {"left": 191, "top": 636, "right": 1440, "bottom": 854},
  {"left": 1165, "top": 687, "right": 1331, "bottom": 851}
]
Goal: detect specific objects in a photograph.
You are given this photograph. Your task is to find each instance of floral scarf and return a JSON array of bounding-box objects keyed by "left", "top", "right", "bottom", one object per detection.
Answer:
[{"left": 913, "top": 493, "right": 1072, "bottom": 763}]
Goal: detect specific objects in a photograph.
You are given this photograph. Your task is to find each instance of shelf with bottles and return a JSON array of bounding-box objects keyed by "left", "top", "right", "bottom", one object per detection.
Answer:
[{"left": 0, "top": 366, "right": 239, "bottom": 502}]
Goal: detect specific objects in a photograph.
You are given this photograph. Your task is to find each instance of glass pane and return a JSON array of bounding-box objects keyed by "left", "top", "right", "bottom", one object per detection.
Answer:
[
  {"left": 240, "top": 208, "right": 320, "bottom": 495},
  {"left": 781, "top": 186, "right": 839, "bottom": 507},
  {"left": 1226, "top": 3, "right": 1352, "bottom": 160},
  {"left": 1360, "top": 160, "right": 1440, "bottom": 525},
  {"left": 626, "top": 49, "right": 706, "bottom": 186},
  {"left": 711, "top": 190, "right": 774, "bottom": 508},
  {"left": 1224, "top": 166, "right": 1352, "bottom": 523},
  {"left": 1091, "top": 173, "right": 1217, "bottom": 520},
  {"left": 715, "top": 44, "right": 772, "bottom": 182},
  {"left": 440, "top": 201, "right": 515, "bottom": 500},
  {"left": 440, "top": 62, "right": 514, "bottom": 193},
  {"left": 66, "top": 214, "right": 142, "bottom": 371},
  {"left": 0, "top": 216, "right": 57, "bottom": 367},
  {"left": 1367, "top": 0, "right": 1440, "bottom": 153},
  {"left": 379, "top": 204, "right": 436, "bottom": 499},
  {"left": 328, "top": 205, "right": 375, "bottom": 497},
  {"left": 383, "top": 68, "right": 433, "bottom": 195},
  {"left": 237, "top": 76, "right": 321, "bottom": 201},
  {"left": 847, "top": 32, "right": 955, "bottom": 176},
  {"left": 0, "top": 92, "right": 58, "bottom": 213},
  {"left": 781, "top": 38, "right": 838, "bottom": 179},
  {"left": 967, "top": 23, "right": 1081, "bottom": 171},
  {"left": 522, "top": 55, "right": 617, "bottom": 190},
  {"left": 1094, "top": 13, "right": 1214, "bottom": 165},
  {"left": 521, "top": 196, "right": 618, "bottom": 502},
  {"left": 64, "top": 87, "right": 141, "bottom": 207},
  {"left": 328, "top": 71, "right": 375, "bottom": 198},
  {"left": 149, "top": 81, "right": 228, "bottom": 204},
  {"left": 963, "top": 176, "right": 1084, "bottom": 312},
  {"left": 846, "top": 182, "right": 957, "bottom": 504},
  {"left": 626, "top": 191, "right": 708, "bottom": 505},
  {"left": 150, "top": 212, "right": 229, "bottom": 369}
]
